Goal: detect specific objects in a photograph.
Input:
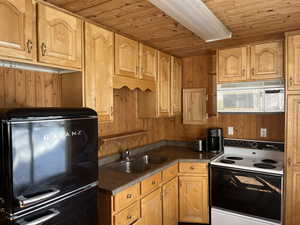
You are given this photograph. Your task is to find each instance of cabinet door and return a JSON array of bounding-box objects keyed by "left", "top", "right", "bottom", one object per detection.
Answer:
[
  {"left": 0, "top": 0, "right": 34, "bottom": 60},
  {"left": 183, "top": 88, "right": 207, "bottom": 125},
  {"left": 179, "top": 176, "right": 209, "bottom": 223},
  {"left": 250, "top": 41, "right": 283, "bottom": 80},
  {"left": 218, "top": 46, "right": 248, "bottom": 83},
  {"left": 162, "top": 177, "right": 178, "bottom": 225},
  {"left": 115, "top": 34, "right": 139, "bottom": 78},
  {"left": 158, "top": 52, "right": 171, "bottom": 117},
  {"left": 285, "top": 168, "right": 300, "bottom": 225},
  {"left": 140, "top": 44, "right": 157, "bottom": 81},
  {"left": 38, "top": 4, "right": 82, "bottom": 69},
  {"left": 287, "top": 34, "right": 300, "bottom": 91},
  {"left": 141, "top": 188, "right": 162, "bottom": 225},
  {"left": 171, "top": 57, "right": 182, "bottom": 116},
  {"left": 85, "top": 22, "right": 114, "bottom": 123}
]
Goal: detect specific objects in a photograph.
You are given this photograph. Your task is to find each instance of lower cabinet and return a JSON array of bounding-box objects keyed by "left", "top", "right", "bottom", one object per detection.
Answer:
[
  {"left": 162, "top": 177, "right": 178, "bottom": 225},
  {"left": 141, "top": 188, "right": 163, "bottom": 225}
]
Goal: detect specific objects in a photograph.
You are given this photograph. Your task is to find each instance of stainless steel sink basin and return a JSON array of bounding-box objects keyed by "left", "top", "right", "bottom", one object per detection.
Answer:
[{"left": 110, "top": 154, "right": 169, "bottom": 174}]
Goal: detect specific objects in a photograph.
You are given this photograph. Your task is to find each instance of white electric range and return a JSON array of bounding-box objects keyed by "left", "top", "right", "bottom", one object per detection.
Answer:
[{"left": 210, "top": 139, "right": 284, "bottom": 225}]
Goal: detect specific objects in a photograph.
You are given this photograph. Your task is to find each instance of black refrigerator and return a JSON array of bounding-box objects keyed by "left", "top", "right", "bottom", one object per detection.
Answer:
[{"left": 0, "top": 108, "right": 99, "bottom": 225}]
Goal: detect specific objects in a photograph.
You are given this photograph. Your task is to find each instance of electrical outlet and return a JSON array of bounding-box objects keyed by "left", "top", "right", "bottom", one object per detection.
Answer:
[
  {"left": 228, "top": 127, "right": 234, "bottom": 135},
  {"left": 260, "top": 128, "right": 267, "bottom": 137}
]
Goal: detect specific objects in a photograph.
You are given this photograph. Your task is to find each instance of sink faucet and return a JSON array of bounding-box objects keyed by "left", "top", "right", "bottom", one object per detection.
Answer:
[{"left": 121, "top": 149, "right": 130, "bottom": 161}]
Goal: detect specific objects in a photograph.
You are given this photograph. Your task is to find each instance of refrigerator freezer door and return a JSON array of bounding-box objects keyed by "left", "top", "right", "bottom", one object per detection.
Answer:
[{"left": 2, "top": 117, "right": 98, "bottom": 215}]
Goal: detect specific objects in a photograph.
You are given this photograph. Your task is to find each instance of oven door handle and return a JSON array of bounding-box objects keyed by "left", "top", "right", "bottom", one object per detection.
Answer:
[
  {"left": 17, "top": 209, "right": 60, "bottom": 225},
  {"left": 17, "top": 188, "right": 60, "bottom": 208}
]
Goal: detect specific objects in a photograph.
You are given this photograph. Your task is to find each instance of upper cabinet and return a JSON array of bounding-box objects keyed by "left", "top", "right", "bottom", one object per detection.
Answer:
[
  {"left": 37, "top": 4, "right": 82, "bottom": 69},
  {"left": 217, "top": 40, "right": 283, "bottom": 83},
  {"left": 171, "top": 57, "right": 182, "bottom": 116},
  {"left": 157, "top": 51, "right": 171, "bottom": 117},
  {"left": 85, "top": 22, "right": 114, "bottom": 123},
  {"left": 115, "top": 34, "right": 139, "bottom": 79},
  {"left": 250, "top": 41, "right": 283, "bottom": 80},
  {"left": 139, "top": 44, "right": 157, "bottom": 82},
  {"left": 0, "top": 0, "right": 34, "bottom": 61},
  {"left": 218, "top": 46, "right": 248, "bottom": 83},
  {"left": 286, "top": 31, "right": 300, "bottom": 91}
]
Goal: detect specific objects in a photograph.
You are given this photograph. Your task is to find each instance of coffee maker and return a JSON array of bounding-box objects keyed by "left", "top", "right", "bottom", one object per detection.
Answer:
[{"left": 206, "top": 128, "right": 224, "bottom": 153}]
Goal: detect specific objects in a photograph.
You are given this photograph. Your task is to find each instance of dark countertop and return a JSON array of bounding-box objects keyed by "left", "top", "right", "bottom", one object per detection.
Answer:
[{"left": 99, "top": 146, "right": 221, "bottom": 194}]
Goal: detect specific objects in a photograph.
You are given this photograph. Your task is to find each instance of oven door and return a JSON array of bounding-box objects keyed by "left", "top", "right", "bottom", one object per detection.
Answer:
[{"left": 210, "top": 166, "right": 282, "bottom": 222}]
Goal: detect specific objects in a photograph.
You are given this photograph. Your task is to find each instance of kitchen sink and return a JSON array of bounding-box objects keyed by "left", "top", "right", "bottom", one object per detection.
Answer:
[{"left": 110, "top": 154, "right": 169, "bottom": 174}]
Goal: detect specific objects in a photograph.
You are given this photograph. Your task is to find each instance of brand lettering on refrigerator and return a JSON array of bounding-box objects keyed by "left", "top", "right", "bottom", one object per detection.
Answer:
[{"left": 43, "top": 130, "right": 84, "bottom": 141}]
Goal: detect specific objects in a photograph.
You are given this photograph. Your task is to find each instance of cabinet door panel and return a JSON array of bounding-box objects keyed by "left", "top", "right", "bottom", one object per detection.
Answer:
[
  {"left": 163, "top": 177, "right": 178, "bottom": 225},
  {"left": 0, "top": 0, "right": 33, "bottom": 60},
  {"left": 218, "top": 47, "right": 248, "bottom": 83},
  {"left": 141, "top": 188, "right": 162, "bottom": 225},
  {"left": 85, "top": 22, "right": 113, "bottom": 123},
  {"left": 179, "top": 176, "right": 209, "bottom": 223},
  {"left": 158, "top": 52, "right": 171, "bottom": 117},
  {"left": 115, "top": 34, "right": 139, "bottom": 78},
  {"left": 171, "top": 57, "right": 182, "bottom": 116},
  {"left": 183, "top": 88, "right": 207, "bottom": 125},
  {"left": 38, "top": 4, "right": 82, "bottom": 69},
  {"left": 250, "top": 41, "right": 283, "bottom": 80},
  {"left": 140, "top": 44, "right": 157, "bottom": 81},
  {"left": 287, "top": 34, "right": 300, "bottom": 90}
]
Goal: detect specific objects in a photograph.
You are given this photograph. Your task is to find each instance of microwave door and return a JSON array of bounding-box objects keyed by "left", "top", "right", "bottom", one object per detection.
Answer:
[{"left": 217, "top": 89, "right": 264, "bottom": 113}]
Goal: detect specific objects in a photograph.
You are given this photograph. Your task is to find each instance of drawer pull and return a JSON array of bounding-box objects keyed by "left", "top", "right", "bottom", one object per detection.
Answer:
[
  {"left": 127, "top": 215, "right": 132, "bottom": 220},
  {"left": 190, "top": 166, "right": 195, "bottom": 170},
  {"left": 127, "top": 194, "right": 132, "bottom": 199},
  {"left": 152, "top": 181, "right": 156, "bottom": 185}
]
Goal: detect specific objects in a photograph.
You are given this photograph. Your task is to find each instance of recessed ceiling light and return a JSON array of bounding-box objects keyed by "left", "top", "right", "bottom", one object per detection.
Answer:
[{"left": 148, "top": 0, "right": 232, "bottom": 42}]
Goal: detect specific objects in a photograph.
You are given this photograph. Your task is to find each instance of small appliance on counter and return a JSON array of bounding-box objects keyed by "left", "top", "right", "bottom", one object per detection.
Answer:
[
  {"left": 193, "top": 139, "right": 206, "bottom": 152},
  {"left": 206, "top": 128, "right": 224, "bottom": 153}
]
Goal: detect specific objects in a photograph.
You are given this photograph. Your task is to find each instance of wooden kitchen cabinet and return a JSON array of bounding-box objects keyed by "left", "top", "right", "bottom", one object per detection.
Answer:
[
  {"left": 217, "top": 46, "right": 248, "bottom": 83},
  {"left": 250, "top": 41, "right": 283, "bottom": 80},
  {"left": 115, "top": 34, "right": 139, "bottom": 78},
  {"left": 171, "top": 56, "right": 182, "bottom": 116},
  {"left": 141, "top": 188, "right": 162, "bottom": 225},
  {"left": 286, "top": 31, "right": 300, "bottom": 91},
  {"left": 183, "top": 88, "right": 207, "bottom": 125},
  {"left": 162, "top": 177, "right": 178, "bottom": 225},
  {"left": 37, "top": 4, "right": 82, "bottom": 69},
  {"left": 139, "top": 44, "right": 157, "bottom": 81},
  {"left": 85, "top": 22, "right": 114, "bottom": 123},
  {"left": 179, "top": 176, "right": 209, "bottom": 224},
  {"left": 0, "top": 0, "right": 34, "bottom": 61},
  {"left": 157, "top": 51, "right": 171, "bottom": 117}
]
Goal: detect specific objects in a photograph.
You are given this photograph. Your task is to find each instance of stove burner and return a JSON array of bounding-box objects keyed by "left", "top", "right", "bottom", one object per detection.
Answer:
[
  {"left": 254, "top": 163, "right": 276, "bottom": 169},
  {"left": 226, "top": 157, "right": 243, "bottom": 160},
  {"left": 262, "top": 159, "right": 277, "bottom": 164},
  {"left": 220, "top": 159, "right": 235, "bottom": 164}
]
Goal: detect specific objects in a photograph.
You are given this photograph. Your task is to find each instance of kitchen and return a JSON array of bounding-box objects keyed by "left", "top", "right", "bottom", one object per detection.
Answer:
[{"left": 0, "top": 0, "right": 298, "bottom": 225}]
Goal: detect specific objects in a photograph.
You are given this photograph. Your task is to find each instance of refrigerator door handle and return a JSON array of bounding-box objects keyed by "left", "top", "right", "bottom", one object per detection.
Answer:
[
  {"left": 16, "top": 209, "right": 60, "bottom": 225},
  {"left": 17, "top": 188, "right": 60, "bottom": 208}
]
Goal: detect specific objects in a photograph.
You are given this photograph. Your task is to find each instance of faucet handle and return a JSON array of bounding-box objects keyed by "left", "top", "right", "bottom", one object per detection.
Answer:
[{"left": 121, "top": 149, "right": 130, "bottom": 160}]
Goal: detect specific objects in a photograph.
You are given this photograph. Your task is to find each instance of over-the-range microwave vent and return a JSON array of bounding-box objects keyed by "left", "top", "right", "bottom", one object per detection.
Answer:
[{"left": 217, "top": 80, "right": 284, "bottom": 91}]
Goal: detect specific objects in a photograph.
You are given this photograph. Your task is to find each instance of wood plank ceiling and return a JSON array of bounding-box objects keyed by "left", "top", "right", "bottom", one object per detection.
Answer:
[{"left": 45, "top": 0, "right": 300, "bottom": 57}]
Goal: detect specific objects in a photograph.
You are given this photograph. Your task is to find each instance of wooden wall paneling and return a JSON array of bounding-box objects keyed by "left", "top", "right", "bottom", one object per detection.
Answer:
[
  {"left": 61, "top": 72, "right": 82, "bottom": 107},
  {"left": 25, "top": 70, "right": 37, "bottom": 106}
]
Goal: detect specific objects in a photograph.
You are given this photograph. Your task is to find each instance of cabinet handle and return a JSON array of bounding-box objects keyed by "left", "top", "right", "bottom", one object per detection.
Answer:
[
  {"left": 288, "top": 158, "right": 292, "bottom": 167},
  {"left": 190, "top": 166, "right": 195, "bottom": 170},
  {"left": 289, "top": 77, "right": 293, "bottom": 87},
  {"left": 41, "top": 42, "right": 47, "bottom": 56},
  {"left": 152, "top": 181, "right": 156, "bottom": 185},
  {"left": 251, "top": 68, "right": 255, "bottom": 75},
  {"left": 127, "top": 215, "right": 132, "bottom": 220},
  {"left": 126, "top": 194, "right": 132, "bottom": 199},
  {"left": 26, "top": 40, "right": 33, "bottom": 53}
]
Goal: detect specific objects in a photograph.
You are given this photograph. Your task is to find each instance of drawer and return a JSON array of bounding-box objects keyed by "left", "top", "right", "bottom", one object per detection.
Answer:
[
  {"left": 141, "top": 172, "right": 161, "bottom": 195},
  {"left": 114, "top": 201, "right": 141, "bottom": 225},
  {"left": 179, "top": 162, "right": 208, "bottom": 175},
  {"left": 114, "top": 183, "right": 140, "bottom": 212},
  {"left": 162, "top": 164, "right": 178, "bottom": 181}
]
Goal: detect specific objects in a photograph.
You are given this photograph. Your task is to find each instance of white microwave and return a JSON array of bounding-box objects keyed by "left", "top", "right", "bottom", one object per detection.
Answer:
[{"left": 217, "top": 80, "right": 285, "bottom": 113}]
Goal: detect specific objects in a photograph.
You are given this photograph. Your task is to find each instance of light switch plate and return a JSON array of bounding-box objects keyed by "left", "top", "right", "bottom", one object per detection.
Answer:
[
  {"left": 228, "top": 127, "right": 234, "bottom": 135},
  {"left": 260, "top": 128, "right": 267, "bottom": 137}
]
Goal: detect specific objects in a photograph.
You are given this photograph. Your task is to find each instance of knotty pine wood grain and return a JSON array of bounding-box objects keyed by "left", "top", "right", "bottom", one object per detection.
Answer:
[{"left": 0, "top": 67, "right": 62, "bottom": 107}]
